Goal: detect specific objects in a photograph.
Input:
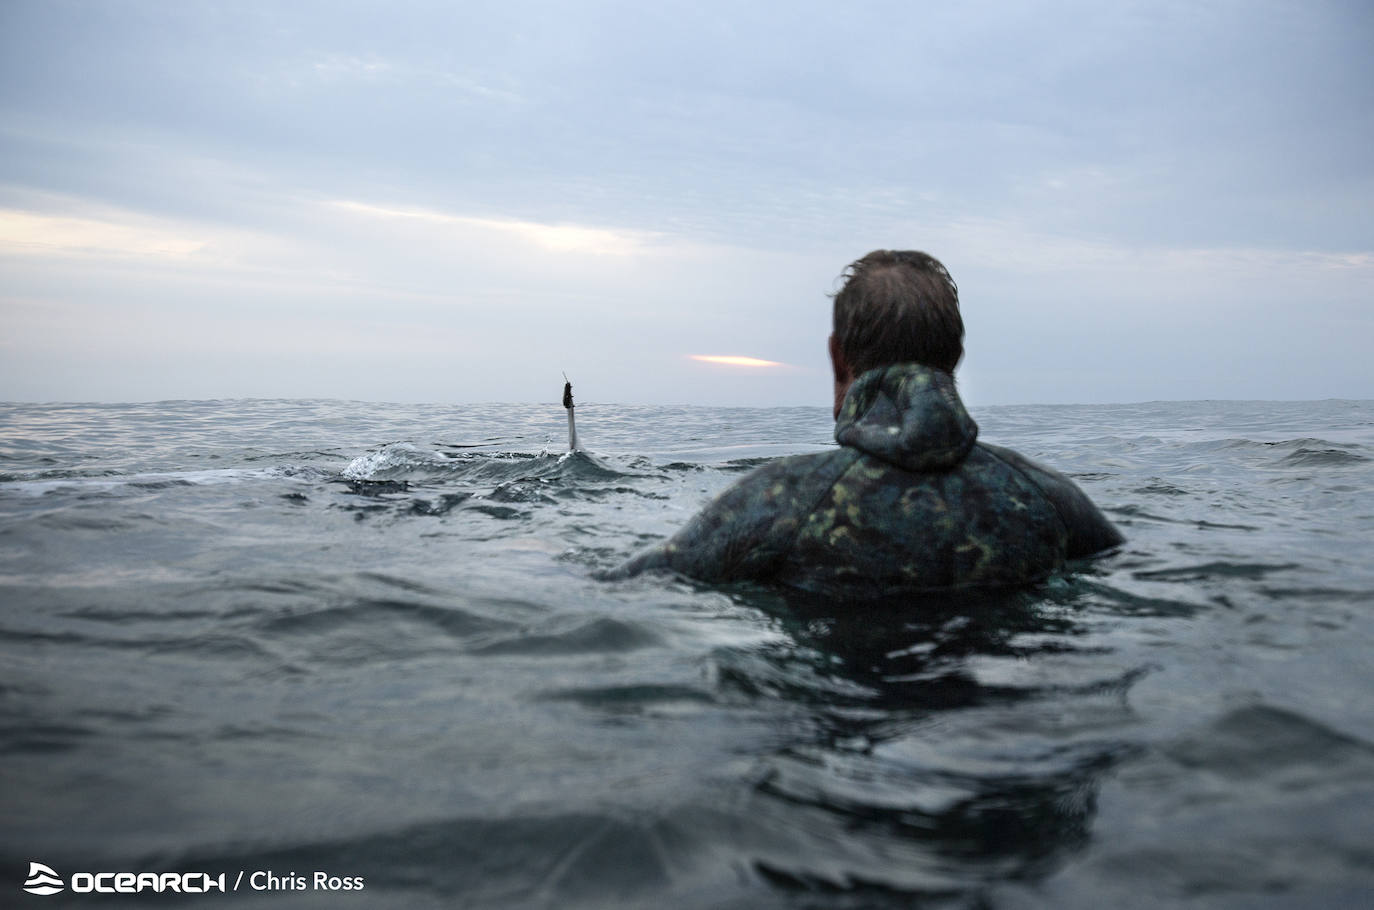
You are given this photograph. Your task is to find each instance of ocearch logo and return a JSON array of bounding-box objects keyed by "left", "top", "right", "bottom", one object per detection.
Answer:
[
  {"left": 20, "top": 862, "right": 227, "bottom": 896},
  {"left": 22, "top": 863, "right": 63, "bottom": 895}
]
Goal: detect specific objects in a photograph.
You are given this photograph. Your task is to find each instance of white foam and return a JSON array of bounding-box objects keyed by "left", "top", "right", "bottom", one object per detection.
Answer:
[{"left": 341, "top": 443, "right": 451, "bottom": 480}]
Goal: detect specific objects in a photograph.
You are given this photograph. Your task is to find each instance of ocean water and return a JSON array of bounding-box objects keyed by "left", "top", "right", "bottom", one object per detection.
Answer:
[{"left": 1, "top": 398, "right": 1372, "bottom": 908}]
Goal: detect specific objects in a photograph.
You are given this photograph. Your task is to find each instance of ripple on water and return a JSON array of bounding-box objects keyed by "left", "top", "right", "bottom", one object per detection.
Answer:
[
  {"left": 252, "top": 598, "right": 522, "bottom": 665},
  {"left": 1131, "top": 561, "right": 1300, "bottom": 582},
  {"left": 1012, "top": 704, "right": 1374, "bottom": 906},
  {"left": 469, "top": 616, "right": 664, "bottom": 656},
  {"left": 536, "top": 683, "right": 718, "bottom": 715}
]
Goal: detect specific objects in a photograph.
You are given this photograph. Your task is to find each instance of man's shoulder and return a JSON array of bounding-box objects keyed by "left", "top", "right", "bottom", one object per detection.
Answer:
[
  {"left": 730, "top": 448, "right": 859, "bottom": 487},
  {"left": 709, "top": 449, "right": 863, "bottom": 527},
  {"left": 971, "top": 442, "right": 1124, "bottom": 556},
  {"left": 971, "top": 442, "right": 1065, "bottom": 483},
  {"left": 608, "top": 448, "right": 860, "bottom": 583}
]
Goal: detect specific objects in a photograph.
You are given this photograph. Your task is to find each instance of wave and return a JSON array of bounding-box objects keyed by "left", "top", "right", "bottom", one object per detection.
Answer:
[
  {"left": 1276, "top": 447, "right": 1370, "bottom": 468},
  {"left": 1164, "top": 703, "right": 1374, "bottom": 777},
  {"left": 0, "top": 468, "right": 280, "bottom": 497},
  {"left": 0, "top": 721, "right": 97, "bottom": 756},
  {"left": 341, "top": 444, "right": 636, "bottom": 485},
  {"left": 469, "top": 616, "right": 664, "bottom": 656},
  {"left": 334, "top": 447, "right": 673, "bottom": 523},
  {"left": 258, "top": 598, "right": 517, "bottom": 640},
  {"left": 251, "top": 598, "right": 523, "bottom": 666},
  {"left": 1131, "top": 479, "right": 1190, "bottom": 496},
  {"left": 340, "top": 442, "right": 460, "bottom": 480},
  {"left": 536, "top": 683, "right": 718, "bottom": 712},
  {"left": 1132, "top": 561, "right": 1300, "bottom": 581},
  {"left": 1104, "top": 504, "right": 1260, "bottom": 531},
  {"left": 1214, "top": 436, "right": 1358, "bottom": 451},
  {"left": 1191, "top": 437, "right": 1373, "bottom": 467}
]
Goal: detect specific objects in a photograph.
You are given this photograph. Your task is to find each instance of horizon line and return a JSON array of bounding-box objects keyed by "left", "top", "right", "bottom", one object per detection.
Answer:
[{"left": 2, "top": 395, "right": 1370, "bottom": 409}]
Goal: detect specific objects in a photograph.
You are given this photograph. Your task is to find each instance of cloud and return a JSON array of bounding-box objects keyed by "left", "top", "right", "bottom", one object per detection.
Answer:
[
  {"left": 0, "top": 208, "right": 206, "bottom": 259},
  {"left": 331, "top": 200, "right": 661, "bottom": 256},
  {"left": 310, "top": 54, "right": 391, "bottom": 81},
  {"left": 920, "top": 215, "right": 1374, "bottom": 283}
]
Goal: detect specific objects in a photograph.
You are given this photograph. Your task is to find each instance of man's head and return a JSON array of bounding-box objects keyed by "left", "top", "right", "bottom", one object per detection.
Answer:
[{"left": 829, "top": 250, "right": 964, "bottom": 416}]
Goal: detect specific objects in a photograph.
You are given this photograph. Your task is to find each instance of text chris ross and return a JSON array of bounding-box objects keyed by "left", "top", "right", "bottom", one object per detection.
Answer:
[{"left": 252, "top": 871, "right": 365, "bottom": 891}]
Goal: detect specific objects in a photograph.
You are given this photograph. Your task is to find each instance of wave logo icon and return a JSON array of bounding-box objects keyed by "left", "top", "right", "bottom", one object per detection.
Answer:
[{"left": 23, "top": 862, "right": 65, "bottom": 896}]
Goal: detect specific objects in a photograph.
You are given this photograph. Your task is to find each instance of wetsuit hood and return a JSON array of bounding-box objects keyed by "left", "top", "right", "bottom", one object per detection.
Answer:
[{"left": 834, "top": 363, "right": 978, "bottom": 471}]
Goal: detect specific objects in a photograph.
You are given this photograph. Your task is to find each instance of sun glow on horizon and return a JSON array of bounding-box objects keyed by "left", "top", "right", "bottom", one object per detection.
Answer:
[{"left": 689, "top": 355, "right": 784, "bottom": 368}]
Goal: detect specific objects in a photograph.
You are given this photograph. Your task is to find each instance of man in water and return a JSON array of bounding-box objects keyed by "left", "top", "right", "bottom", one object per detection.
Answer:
[{"left": 608, "top": 250, "right": 1123, "bottom": 595}]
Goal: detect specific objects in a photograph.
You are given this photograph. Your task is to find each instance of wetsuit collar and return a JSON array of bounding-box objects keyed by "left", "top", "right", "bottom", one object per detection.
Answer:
[{"left": 834, "top": 362, "right": 979, "bottom": 471}]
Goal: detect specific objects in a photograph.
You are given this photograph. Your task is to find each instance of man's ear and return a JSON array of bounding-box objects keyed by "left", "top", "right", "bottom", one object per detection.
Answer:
[
  {"left": 829, "top": 335, "right": 855, "bottom": 420},
  {"left": 828, "top": 334, "right": 851, "bottom": 383}
]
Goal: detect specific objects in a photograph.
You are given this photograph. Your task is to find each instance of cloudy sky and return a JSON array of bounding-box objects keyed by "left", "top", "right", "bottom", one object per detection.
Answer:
[{"left": 1, "top": 0, "right": 1370, "bottom": 406}]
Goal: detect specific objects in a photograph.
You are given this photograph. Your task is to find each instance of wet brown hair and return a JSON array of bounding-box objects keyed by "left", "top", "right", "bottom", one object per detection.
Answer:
[{"left": 832, "top": 250, "right": 964, "bottom": 375}]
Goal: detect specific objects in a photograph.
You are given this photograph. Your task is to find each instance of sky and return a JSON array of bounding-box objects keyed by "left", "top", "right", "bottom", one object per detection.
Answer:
[{"left": 1, "top": 0, "right": 1371, "bottom": 406}]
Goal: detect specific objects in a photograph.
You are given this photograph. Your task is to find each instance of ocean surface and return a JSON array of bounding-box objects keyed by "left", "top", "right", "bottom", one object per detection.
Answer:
[{"left": 2, "top": 398, "right": 1372, "bottom": 908}]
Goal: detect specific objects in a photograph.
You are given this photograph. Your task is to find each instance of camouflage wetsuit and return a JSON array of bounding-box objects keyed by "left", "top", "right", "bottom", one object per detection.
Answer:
[{"left": 609, "top": 362, "right": 1122, "bottom": 594}]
